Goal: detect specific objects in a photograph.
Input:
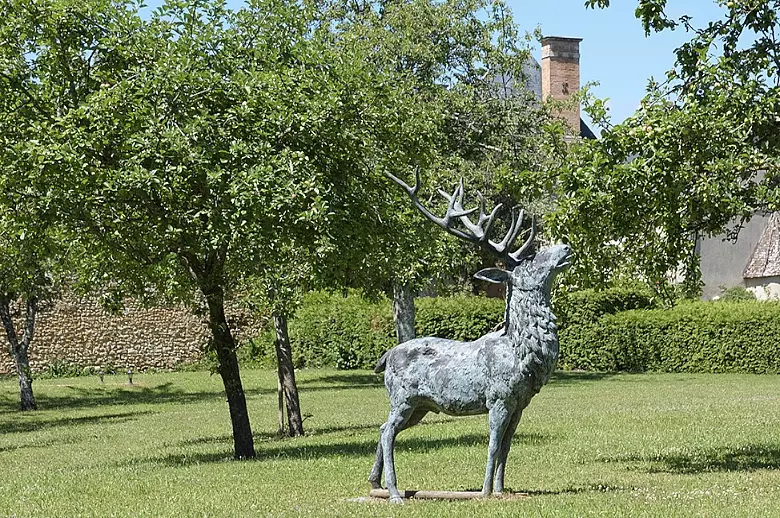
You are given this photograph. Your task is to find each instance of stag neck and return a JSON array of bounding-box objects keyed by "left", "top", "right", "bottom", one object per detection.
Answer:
[{"left": 503, "top": 283, "right": 557, "bottom": 345}]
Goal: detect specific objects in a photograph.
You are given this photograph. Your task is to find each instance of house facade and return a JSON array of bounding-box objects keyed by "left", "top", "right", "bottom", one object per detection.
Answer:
[{"left": 700, "top": 212, "right": 780, "bottom": 300}]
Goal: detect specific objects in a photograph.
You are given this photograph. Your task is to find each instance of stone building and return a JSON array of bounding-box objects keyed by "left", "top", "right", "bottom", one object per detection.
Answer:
[{"left": 699, "top": 212, "right": 780, "bottom": 300}]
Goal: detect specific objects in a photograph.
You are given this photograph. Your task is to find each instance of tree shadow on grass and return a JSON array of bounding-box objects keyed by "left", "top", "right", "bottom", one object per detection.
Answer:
[
  {"left": 0, "top": 410, "right": 156, "bottom": 436},
  {"left": 602, "top": 444, "right": 780, "bottom": 474},
  {"left": 139, "top": 430, "right": 554, "bottom": 468},
  {"left": 295, "top": 372, "right": 385, "bottom": 390},
  {"left": 548, "top": 371, "right": 618, "bottom": 386},
  {"left": 148, "top": 433, "right": 488, "bottom": 467},
  {"left": 0, "top": 371, "right": 384, "bottom": 415},
  {"left": 178, "top": 417, "right": 450, "bottom": 448},
  {"left": 0, "top": 383, "right": 246, "bottom": 414}
]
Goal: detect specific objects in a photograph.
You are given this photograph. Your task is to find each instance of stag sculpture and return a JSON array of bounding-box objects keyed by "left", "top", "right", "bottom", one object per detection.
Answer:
[{"left": 369, "top": 171, "right": 572, "bottom": 503}]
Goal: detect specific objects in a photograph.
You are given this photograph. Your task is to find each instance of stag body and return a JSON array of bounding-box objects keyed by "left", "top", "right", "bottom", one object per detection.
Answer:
[{"left": 370, "top": 171, "right": 571, "bottom": 503}]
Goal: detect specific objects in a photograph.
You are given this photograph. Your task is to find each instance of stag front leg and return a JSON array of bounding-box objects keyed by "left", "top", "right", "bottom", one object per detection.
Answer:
[
  {"left": 482, "top": 400, "right": 514, "bottom": 497},
  {"left": 494, "top": 408, "right": 523, "bottom": 493}
]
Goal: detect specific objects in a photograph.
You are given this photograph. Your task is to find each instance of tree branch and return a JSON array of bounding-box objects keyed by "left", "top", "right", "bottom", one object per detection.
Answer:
[
  {"left": 0, "top": 295, "right": 20, "bottom": 352},
  {"left": 21, "top": 296, "right": 38, "bottom": 352}
]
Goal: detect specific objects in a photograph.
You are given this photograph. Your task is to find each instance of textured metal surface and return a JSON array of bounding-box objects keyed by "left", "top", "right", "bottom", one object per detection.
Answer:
[{"left": 369, "top": 244, "right": 572, "bottom": 503}]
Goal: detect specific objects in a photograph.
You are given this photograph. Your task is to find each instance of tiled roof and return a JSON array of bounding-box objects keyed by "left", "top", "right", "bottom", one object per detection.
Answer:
[
  {"left": 744, "top": 212, "right": 780, "bottom": 278},
  {"left": 580, "top": 118, "right": 597, "bottom": 140}
]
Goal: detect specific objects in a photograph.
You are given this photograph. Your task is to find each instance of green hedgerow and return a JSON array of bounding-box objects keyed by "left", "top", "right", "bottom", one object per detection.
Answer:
[{"left": 559, "top": 300, "right": 780, "bottom": 374}]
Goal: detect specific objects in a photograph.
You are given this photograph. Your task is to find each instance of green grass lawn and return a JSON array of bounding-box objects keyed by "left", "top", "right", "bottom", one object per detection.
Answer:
[{"left": 1, "top": 369, "right": 780, "bottom": 517}]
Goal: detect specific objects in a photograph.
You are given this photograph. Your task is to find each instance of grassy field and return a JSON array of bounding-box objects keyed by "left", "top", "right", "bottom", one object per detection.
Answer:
[{"left": 1, "top": 369, "right": 780, "bottom": 517}]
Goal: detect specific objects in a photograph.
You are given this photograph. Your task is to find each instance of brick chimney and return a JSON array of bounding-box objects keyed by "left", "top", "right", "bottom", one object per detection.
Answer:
[{"left": 541, "top": 36, "right": 582, "bottom": 137}]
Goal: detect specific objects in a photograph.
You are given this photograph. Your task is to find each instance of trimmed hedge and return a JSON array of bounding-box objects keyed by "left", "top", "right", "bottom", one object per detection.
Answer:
[
  {"left": 244, "top": 292, "right": 505, "bottom": 370},
  {"left": 243, "top": 286, "right": 654, "bottom": 370},
  {"left": 243, "top": 292, "right": 393, "bottom": 370},
  {"left": 559, "top": 301, "right": 780, "bottom": 374},
  {"left": 553, "top": 284, "right": 657, "bottom": 330},
  {"left": 416, "top": 295, "right": 504, "bottom": 342},
  {"left": 246, "top": 287, "right": 780, "bottom": 375}
]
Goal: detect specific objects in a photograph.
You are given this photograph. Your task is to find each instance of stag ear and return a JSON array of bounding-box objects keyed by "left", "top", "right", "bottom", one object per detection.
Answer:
[{"left": 474, "top": 268, "right": 510, "bottom": 284}]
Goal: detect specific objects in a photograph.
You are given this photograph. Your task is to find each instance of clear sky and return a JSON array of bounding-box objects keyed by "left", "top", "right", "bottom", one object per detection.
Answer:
[{"left": 509, "top": 0, "right": 726, "bottom": 126}]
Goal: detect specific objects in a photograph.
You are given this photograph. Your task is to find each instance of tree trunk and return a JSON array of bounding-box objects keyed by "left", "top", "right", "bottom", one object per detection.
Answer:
[
  {"left": 14, "top": 346, "right": 36, "bottom": 411},
  {"left": 202, "top": 286, "right": 255, "bottom": 459},
  {"left": 273, "top": 312, "right": 304, "bottom": 437},
  {"left": 392, "top": 283, "right": 416, "bottom": 344},
  {"left": 276, "top": 376, "right": 286, "bottom": 435},
  {"left": 0, "top": 296, "right": 37, "bottom": 411}
]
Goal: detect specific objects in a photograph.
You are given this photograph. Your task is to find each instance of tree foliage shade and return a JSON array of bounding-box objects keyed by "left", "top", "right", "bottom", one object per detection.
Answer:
[
  {"left": 1, "top": 0, "right": 563, "bottom": 453},
  {"left": 555, "top": 0, "right": 780, "bottom": 297}
]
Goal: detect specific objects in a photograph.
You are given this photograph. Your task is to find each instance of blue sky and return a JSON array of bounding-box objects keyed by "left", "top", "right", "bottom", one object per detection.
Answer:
[{"left": 509, "top": 0, "right": 726, "bottom": 126}]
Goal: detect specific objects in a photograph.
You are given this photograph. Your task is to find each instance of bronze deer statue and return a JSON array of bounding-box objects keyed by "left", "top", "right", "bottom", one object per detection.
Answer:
[{"left": 369, "top": 170, "right": 572, "bottom": 503}]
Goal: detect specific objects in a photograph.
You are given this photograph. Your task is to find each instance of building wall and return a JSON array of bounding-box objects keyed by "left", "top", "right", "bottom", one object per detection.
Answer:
[
  {"left": 699, "top": 214, "right": 769, "bottom": 299},
  {"left": 541, "top": 37, "right": 582, "bottom": 135},
  {"left": 745, "top": 277, "right": 780, "bottom": 300},
  {"left": 0, "top": 297, "right": 264, "bottom": 375}
]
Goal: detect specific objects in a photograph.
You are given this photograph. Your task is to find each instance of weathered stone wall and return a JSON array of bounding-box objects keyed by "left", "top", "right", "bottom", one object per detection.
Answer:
[{"left": 0, "top": 297, "right": 265, "bottom": 375}]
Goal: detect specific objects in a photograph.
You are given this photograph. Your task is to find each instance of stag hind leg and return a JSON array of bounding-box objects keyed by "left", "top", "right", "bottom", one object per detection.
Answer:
[
  {"left": 375, "top": 404, "right": 425, "bottom": 504},
  {"left": 369, "top": 407, "right": 428, "bottom": 493},
  {"left": 368, "top": 408, "right": 428, "bottom": 490},
  {"left": 493, "top": 408, "right": 523, "bottom": 493},
  {"left": 482, "top": 400, "right": 515, "bottom": 497}
]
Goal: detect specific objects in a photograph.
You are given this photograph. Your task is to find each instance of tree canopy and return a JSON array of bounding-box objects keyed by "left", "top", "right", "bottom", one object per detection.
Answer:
[
  {"left": 551, "top": 0, "right": 780, "bottom": 297},
  {"left": 1, "top": 0, "right": 563, "bottom": 453}
]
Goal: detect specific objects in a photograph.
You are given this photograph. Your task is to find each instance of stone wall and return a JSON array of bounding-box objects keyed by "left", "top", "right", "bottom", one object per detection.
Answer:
[{"left": 0, "top": 297, "right": 265, "bottom": 375}]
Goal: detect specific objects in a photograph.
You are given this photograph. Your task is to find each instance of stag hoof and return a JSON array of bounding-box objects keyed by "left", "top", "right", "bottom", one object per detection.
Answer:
[{"left": 389, "top": 496, "right": 405, "bottom": 505}]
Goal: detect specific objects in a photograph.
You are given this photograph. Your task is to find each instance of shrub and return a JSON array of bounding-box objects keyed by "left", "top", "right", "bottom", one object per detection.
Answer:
[
  {"left": 38, "top": 359, "right": 96, "bottom": 379},
  {"left": 245, "top": 292, "right": 505, "bottom": 370},
  {"left": 415, "top": 295, "right": 504, "bottom": 341},
  {"left": 718, "top": 285, "right": 757, "bottom": 301},
  {"left": 553, "top": 283, "right": 657, "bottom": 330},
  {"left": 246, "top": 292, "right": 395, "bottom": 370},
  {"left": 559, "top": 301, "right": 780, "bottom": 374}
]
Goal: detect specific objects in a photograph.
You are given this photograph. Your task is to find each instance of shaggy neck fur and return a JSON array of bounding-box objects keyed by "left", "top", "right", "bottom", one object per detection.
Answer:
[{"left": 503, "top": 283, "right": 559, "bottom": 390}]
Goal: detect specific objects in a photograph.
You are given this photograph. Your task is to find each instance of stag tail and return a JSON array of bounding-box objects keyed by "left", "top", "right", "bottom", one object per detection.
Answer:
[{"left": 374, "top": 351, "right": 390, "bottom": 373}]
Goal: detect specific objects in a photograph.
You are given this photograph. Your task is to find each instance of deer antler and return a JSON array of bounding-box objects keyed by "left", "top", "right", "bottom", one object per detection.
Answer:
[{"left": 386, "top": 169, "right": 536, "bottom": 267}]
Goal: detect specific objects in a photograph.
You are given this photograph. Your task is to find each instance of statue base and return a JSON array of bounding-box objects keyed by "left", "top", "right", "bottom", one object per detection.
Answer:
[{"left": 368, "top": 489, "right": 529, "bottom": 501}]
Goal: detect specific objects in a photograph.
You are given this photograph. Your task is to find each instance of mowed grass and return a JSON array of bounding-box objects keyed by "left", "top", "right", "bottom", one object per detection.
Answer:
[{"left": 1, "top": 369, "right": 780, "bottom": 517}]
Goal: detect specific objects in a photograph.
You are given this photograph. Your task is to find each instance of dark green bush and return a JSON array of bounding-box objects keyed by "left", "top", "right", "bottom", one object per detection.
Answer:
[
  {"left": 245, "top": 286, "right": 660, "bottom": 371},
  {"left": 416, "top": 295, "right": 504, "bottom": 341},
  {"left": 717, "top": 285, "right": 757, "bottom": 301},
  {"left": 553, "top": 283, "right": 657, "bottom": 330},
  {"left": 245, "top": 292, "right": 395, "bottom": 370},
  {"left": 559, "top": 301, "right": 780, "bottom": 374},
  {"left": 245, "top": 292, "right": 505, "bottom": 370},
  {"left": 38, "top": 359, "right": 92, "bottom": 379},
  {"left": 246, "top": 287, "right": 780, "bottom": 374}
]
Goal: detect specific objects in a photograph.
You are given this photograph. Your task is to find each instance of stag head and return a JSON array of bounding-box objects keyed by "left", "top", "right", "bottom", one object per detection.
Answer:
[{"left": 474, "top": 244, "right": 572, "bottom": 293}]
